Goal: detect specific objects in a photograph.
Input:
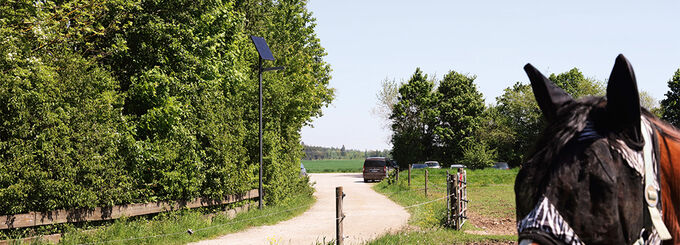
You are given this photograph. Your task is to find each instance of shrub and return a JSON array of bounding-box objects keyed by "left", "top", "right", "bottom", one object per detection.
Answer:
[
  {"left": 459, "top": 141, "right": 497, "bottom": 169},
  {"left": 0, "top": 0, "right": 332, "bottom": 214}
]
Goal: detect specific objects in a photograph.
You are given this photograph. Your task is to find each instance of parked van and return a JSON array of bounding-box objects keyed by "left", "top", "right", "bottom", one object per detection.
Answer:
[{"left": 363, "top": 157, "right": 390, "bottom": 182}]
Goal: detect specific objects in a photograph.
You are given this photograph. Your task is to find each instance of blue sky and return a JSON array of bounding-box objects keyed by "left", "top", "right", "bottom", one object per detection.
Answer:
[{"left": 301, "top": 1, "right": 680, "bottom": 151}]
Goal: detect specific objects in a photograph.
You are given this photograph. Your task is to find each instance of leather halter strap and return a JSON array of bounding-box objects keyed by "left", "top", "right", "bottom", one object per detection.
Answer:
[{"left": 641, "top": 118, "right": 672, "bottom": 241}]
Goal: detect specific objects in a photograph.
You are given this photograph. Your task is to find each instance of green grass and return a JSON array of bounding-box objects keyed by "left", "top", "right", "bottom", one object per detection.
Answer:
[
  {"left": 465, "top": 168, "right": 517, "bottom": 219},
  {"left": 28, "top": 194, "right": 316, "bottom": 245},
  {"left": 370, "top": 228, "right": 515, "bottom": 244},
  {"left": 302, "top": 159, "right": 363, "bottom": 173},
  {"left": 369, "top": 168, "right": 518, "bottom": 244}
]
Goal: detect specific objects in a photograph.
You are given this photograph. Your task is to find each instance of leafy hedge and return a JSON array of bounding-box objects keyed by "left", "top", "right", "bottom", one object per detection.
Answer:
[{"left": 0, "top": 0, "right": 332, "bottom": 215}]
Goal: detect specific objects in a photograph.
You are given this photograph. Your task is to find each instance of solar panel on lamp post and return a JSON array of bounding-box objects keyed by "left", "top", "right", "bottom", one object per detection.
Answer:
[{"left": 250, "top": 36, "right": 284, "bottom": 210}]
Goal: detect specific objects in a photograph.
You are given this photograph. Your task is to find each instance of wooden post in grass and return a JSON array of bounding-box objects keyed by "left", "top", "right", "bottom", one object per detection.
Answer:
[
  {"left": 395, "top": 166, "right": 399, "bottom": 182},
  {"left": 459, "top": 167, "right": 467, "bottom": 229},
  {"left": 425, "top": 169, "right": 428, "bottom": 197},
  {"left": 408, "top": 164, "right": 412, "bottom": 187},
  {"left": 446, "top": 170, "right": 450, "bottom": 225},
  {"left": 336, "top": 186, "right": 344, "bottom": 245},
  {"left": 453, "top": 172, "right": 460, "bottom": 229}
]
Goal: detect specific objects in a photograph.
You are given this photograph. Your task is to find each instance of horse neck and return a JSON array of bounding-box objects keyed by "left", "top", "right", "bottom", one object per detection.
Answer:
[{"left": 651, "top": 118, "right": 680, "bottom": 243}]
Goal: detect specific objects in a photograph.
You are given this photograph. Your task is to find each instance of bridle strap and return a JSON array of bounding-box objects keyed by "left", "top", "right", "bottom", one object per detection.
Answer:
[{"left": 641, "top": 118, "right": 672, "bottom": 241}]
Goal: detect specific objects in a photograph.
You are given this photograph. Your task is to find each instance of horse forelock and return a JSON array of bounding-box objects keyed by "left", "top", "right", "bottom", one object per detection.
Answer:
[{"left": 530, "top": 96, "right": 604, "bottom": 162}]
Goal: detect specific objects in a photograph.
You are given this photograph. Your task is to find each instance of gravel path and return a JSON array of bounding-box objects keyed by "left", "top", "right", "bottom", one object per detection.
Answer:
[{"left": 191, "top": 173, "right": 409, "bottom": 245}]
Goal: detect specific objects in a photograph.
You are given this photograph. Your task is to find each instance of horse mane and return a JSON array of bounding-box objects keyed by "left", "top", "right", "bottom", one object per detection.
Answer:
[{"left": 646, "top": 113, "right": 680, "bottom": 243}]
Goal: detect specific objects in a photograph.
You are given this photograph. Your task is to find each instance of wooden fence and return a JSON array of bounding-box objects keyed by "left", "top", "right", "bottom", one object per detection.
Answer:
[
  {"left": 446, "top": 168, "right": 467, "bottom": 230},
  {"left": 0, "top": 189, "right": 259, "bottom": 230}
]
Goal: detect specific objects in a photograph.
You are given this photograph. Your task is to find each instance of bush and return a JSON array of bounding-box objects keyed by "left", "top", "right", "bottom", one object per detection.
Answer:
[
  {"left": 0, "top": 0, "right": 332, "bottom": 215},
  {"left": 0, "top": 48, "right": 137, "bottom": 213},
  {"left": 459, "top": 140, "right": 497, "bottom": 169}
]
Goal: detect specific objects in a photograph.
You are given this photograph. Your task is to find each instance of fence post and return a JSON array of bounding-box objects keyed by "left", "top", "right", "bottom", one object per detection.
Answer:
[
  {"left": 408, "top": 164, "right": 411, "bottom": 187},
  {"left": 424, "top": 169, "right": 428, "bottom": 197},
  {"left": 336, "top": 186, "right": 344, "bottom": 245},
  {"left": 453, "top": 172, "right": 459, "bottom": 229},
  {"left": 395, "top": 166, "right": 399, "bottom": 182},
  {"left": 460, "top": 168, "right": 467, "bottom": 228},
  {"left": 446, "top": 170, "right": 450, "bottom": 226}
]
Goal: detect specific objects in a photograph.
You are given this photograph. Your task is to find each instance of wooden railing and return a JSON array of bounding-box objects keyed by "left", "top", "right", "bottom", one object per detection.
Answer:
[{"left": 0, "top": 189, "right": 259, "bottom": 230}]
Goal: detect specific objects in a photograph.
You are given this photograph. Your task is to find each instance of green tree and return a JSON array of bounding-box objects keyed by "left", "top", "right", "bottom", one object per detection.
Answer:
[
  {"left": 492, "top": 68, "right": 605, "bottom": 167},
  {"left": 373, "top": 77, "right": 400, "bottom": 126},
  {"left": 493, "top": 82, "right": 543, "bottom": 166},
  {"left": 101, "top": 0, "right": 333, "bottom": 204},
  {"left": 661, "top": 69, "right": 680, "bottom": 127},
  {"left": 476, "top": 105, "right": 513, "bottom": 164},
  {"left": 0, "top": 0, "right": 333, "bottom": 214},
  {"left": 548, "top": 68, "right": 604, "bottom": 98},
  {"left": 0, "top": 0, "right": 140, "bottom": 214},
  {"left": 237, "top": 0, "right": 334, "bottom": 203},
  {"left": 460, "top": 140, "right": 497, "bottom": 169},
  {"left": 98, "top": 0, "right": 258, "bottom": 201},
  {"left": 639, "top": 91, "right": 658, "bottom": 111},
  {"left": 390, "top": 68, "right": 438, "bottom": 167},
  {"left": 434, "top": 71, "right": 485, "bottom": 166},
  {"left": 638, "top": 91, "right": 663, "bottom": 118}
]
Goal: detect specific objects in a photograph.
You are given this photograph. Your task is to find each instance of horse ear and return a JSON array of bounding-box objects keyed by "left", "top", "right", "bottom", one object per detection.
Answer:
[
  {"left": 606, "top": 54, "right": 642, "bottom": 144},
  {"left": 524, "top": 64, "right": 573, "bottom": 122}
]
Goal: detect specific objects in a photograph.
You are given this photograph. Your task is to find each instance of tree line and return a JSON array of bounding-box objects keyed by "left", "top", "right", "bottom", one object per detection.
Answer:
[
  {"left": 381, "top": 67, "right": 680, "bottom": 169},
  {"left": 302, "top": 144, "right": 390, "bottom": 160},
  {"left": 0, "top": 0, "right": 333, "bottom": 214}
]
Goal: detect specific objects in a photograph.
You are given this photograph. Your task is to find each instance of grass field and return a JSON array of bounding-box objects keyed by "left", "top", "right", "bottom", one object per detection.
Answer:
[
  {"left": 369, "top": 168, "right": 518, "bottom": 244},
  {"left": 302, "top": 159, "right": 363, "bottom": 173}
]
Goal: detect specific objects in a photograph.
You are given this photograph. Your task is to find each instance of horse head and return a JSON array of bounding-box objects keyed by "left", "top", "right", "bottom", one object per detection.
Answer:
[{"left": 515, "top": 54, "right": 675, "bottom": 244}]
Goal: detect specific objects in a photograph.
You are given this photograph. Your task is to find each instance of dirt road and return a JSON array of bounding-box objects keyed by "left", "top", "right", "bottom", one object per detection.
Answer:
[{"left": 191, "top": 173, "right": 409, "bottom": 245}]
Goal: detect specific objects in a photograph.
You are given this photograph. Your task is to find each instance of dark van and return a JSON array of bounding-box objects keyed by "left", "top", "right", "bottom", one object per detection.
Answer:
[{"left": 363, "top": 157, "right": 390, "bottom": 182}]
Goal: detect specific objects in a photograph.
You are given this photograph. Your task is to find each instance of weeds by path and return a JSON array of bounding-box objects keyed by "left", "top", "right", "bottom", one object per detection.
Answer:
[{"left": 32, "top": 194, "right": 316, "bottom": 245}]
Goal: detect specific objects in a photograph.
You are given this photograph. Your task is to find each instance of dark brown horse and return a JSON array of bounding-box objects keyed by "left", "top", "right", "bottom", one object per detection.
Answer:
[{"left": 515, "top": 54, "right": 679, "bottom": 245}]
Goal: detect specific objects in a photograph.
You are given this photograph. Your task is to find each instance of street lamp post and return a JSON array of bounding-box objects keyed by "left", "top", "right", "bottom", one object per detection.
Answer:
[{"left": 250, "top": 36, "right": 284, "bottom": 210}]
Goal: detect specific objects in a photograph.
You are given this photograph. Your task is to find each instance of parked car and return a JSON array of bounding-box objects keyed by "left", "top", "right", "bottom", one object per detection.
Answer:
[
  {"left": 300, "top": 163, "right": 307, "bottom": 177},
  {"left": 411, "top": 163, "right": 428, "bottom": 169},
  {"left": 450, "top": 164, "right": 466, "bottom": 169},
  {"left": 424, "top": 161, "right": 441, "bottom": 169},
  {"left": 492, "top": 162, "right": 510, "bottom": 170},
  {"left": 363, "top": 157, "right": 390, "bottom": 182}
]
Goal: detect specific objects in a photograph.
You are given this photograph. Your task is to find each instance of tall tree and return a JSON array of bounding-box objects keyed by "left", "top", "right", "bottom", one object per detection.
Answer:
[
  {"left": 639, "top": 91, "right": 658, "bottom": 111},
  {"left": 390, "top": 68, "right": 437, "bottom": 167},
  {"left": 661, "top": 69, "right": 680, "bottom": 127},
  {"left": 236, "top": 0, "right": 334, "bottom": 202},
  {"left": 0, "top": 0, "right": 334, "bottom": 214},
  {"left": 492, "top": 68, "right": 605, "bottom": 166},
  {"left": 548, "top": 68, "right": 604, "bottom": 98},
  {"left": 434, "top": 71, "right": 485, "bottom": 165},
  {"left": 493, "top": 82, "right": 543, "bottom": 166},
  {"left": 0, "top": 0, "right": 138, "bottom": 213},
  {"left": 373, "top": 77, "right": 400, "bottom": 125}
]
